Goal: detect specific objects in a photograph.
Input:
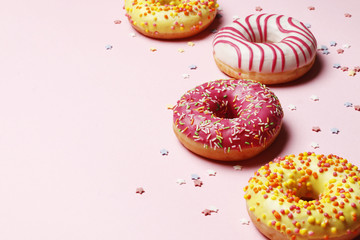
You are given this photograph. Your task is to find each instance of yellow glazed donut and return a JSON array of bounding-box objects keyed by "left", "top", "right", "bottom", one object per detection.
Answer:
[
  {"left": 244, "top": 152, "right": 360, "bottom": 240},
  {"left": 124, "top": 0, "right": 218, "bottom": 39}
]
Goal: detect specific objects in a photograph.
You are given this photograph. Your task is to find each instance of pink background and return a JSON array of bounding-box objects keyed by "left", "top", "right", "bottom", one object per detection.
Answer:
[{"left": 1, "top": 0, "right": 360, "bottom": 239}]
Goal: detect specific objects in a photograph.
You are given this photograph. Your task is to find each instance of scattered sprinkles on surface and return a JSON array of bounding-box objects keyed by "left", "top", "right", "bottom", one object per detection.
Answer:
[
  {"left": 331, "top": 128, "right": 340, "bottom": 134},
  {"left": 233, "top": 165, "right": 243, "bottom": 171},
  {"left": 239, "top": 218, "right": 250, "bottom": 225},
  {"left": 310, "top": 142, "right": 320, "bottom": 149},
  {"left": 160, "top": 148, "right": 169, "bottom": 156},
  {"left": 176, "top": 179, "right": 186, "bottom": 185},
  {"left": 194, "top": 179, "right": 203, "bottom": 187},
  {"left": 312, "top": 126, "right": 321, "bottom": 132},
  {"left": 207, "top": 169, "right": 217, "bottom": 176},
  {"left": 136, "top": 187, "right": 145, "bottom": 194}
]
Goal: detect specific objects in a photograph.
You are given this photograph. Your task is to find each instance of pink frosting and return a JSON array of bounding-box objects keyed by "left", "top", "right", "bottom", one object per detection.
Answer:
[{"left": 173, "top": 79, "right": 283, "bottom": 152}]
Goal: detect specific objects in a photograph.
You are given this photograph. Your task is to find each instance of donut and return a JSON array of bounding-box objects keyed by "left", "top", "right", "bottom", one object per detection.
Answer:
[
  {"left": 124, "top": 0, "right": 218, "bottom": 39},
  {"left": 212, "top": 14, "right": 317, "bottom": 84},
  {"left": 172, "top": 79, "right": 283, "bottom": 161},
  {"left": 244, "top": 152, "right": 360, "bottom": 240}
]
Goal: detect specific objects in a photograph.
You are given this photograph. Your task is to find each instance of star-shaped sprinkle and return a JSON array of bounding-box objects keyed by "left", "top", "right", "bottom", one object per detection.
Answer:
[
  {"left": 310, "top": 95, "right": 319, "bottom": 101},
  {"left": 333, "top": 63, "right": 341, "bottom": 69},
  {"left": 354, "top": 66, "right": 360, "bottom": 72},
  {"left": 105, "top": 45, "right": 113, "bottom": 50},
  {"left": 288, "top": 104, "right": 297, "bottom": 111},
  {"left": 150, "top": 47, "right": 157, "bottom": 52},
  {"left": 312, "top": 126, "right": 321, "bottom": 132},
  {"left": 354, "top": 105, "right": 360, "bottom": 111},
  {"left": 344, "top": 13, "right": 352, "bottom": 18},
  {"left": 202, "top": 209, "right": 212, "bottom": 216},
  {"left": 187, "top": 42, "right": 195, "bottom": 47},
  {"left": 331, "top": 128, "right": 340, "bottom": 134},
  {"left": 344, "top": 102, "right": 353, "bottom": 107},
  {"left": 322, "top": 50, "right": 330, "bottom": 55},
  {"left": 343, "top": 44, "right": 351, "bottom": 49},
  {"left": 136, "top": 187, "right": 145, "bottom": 194},
  {"left": 129, "top": 32, "right": 136, "bottom": 37},
  {"left": 330, "top": 41, "right": 337, "bottom": 47},
  {"left": 233, "top": 165, "right": 243, "bottom": 171},
  {"left": 239, "top": 218, "right": 250, "bottom": 225},
  {"left": 310, "top": 142, "right": 320, "bottom": 149},
  {"left": 191, "top": 173, "right": 200, "bottom": 180},
  {"left": 160, "top": 148, "right": 169, "bottom": 156},
  {"left": 319, "top": 45, "right": 328, "bottom": 51},
  {"left": 178, "top": 48, "right": 185, "bottom": 53},
  {"left": 255, "top": 6, "right": 263, "bottom": 11},
  {"left": 207, "top": 169, "right": 217, "bottom": 176},
  {"left": 304, "top": 23, "right": 311, "bottom": 28},
  {"left": 341, "top": 66, "right": 349, "bottom": 72},
  {"left": 208, "top": 206, "right": 219, "bottom": 213},
  {"left": 308, "top": 6, "right": 315, "bottom": 10},
  {"left": 182, "top": 73, "right": 190, "bottom": 79},
  {"left": 114, "top": 20, "right": 122, "bottom": 24},
  {"left": 176, "top": 179, "right": 186, "bottom": 185},
  {"left": 348, "top": 70, "right": 356, "bottom": 76},
  {"left": 194, "top": 179, "right": 203, "bottom": 187},
  {"left": 189, "top": 64, "right": 197, "bottom": 70},
  {"left": 337, "top": 49, "right": 344, "bottom": 54}
]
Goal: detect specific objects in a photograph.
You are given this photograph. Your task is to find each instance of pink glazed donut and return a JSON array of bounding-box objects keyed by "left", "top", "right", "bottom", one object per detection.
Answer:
[
  {"left": 213, "top": 14, "right": 317, "bottom": 84},
  {"left": 172, "top": 79, "right": 283, "bottom": 161}
]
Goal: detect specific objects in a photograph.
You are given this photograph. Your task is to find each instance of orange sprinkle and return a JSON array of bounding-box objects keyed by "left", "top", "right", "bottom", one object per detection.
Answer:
[{"left": 273, "top": 211, "right": 281, "bottom": 220}]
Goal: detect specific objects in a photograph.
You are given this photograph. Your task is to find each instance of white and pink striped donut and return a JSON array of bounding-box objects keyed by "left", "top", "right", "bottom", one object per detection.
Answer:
[{"left": 213, "top": 14, "right": 317, "bottom": 84}]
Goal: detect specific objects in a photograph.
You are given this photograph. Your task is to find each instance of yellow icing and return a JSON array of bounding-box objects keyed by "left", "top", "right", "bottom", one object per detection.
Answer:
[
  {"left": 124, "top": 0, "right": 218, "bottom": 38},
  {"left": 244, "top": 153, "right": 360, "bottom": 239}
]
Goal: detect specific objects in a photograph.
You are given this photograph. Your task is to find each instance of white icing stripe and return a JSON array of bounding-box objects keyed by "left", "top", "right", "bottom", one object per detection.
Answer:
[{"left": 213, "top": 14, "right": 317, "bottom": 74}]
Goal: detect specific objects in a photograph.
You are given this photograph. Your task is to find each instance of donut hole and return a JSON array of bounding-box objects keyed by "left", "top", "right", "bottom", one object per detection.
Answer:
[
  {"left": 297, "top": 191, "right": 319, "bottom": 202},
  {"left": 293, "top": 183, "right": 321, "bottom": 202},
  {"left": 208, "top": 100, "right": 238, "bottom": 119}
]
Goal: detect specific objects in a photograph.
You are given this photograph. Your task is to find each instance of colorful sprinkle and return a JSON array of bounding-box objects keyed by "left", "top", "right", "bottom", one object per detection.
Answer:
[
  {"left": 176, "top": 179, "right": 186, "bottom": 185},
  {"left": 189, "top": 64, "right": 197, "bottom": 70},
  {"left": 233, "top": 165, "right": 243, "bottom": 171},
  {"left": 136, "top": 187, "right": 145, "bottom": 194},
  {"left": 337, "top": 49, "right": 344, "bottom": 54},
  {"left": 344, "top": 102, "right": 353, "bottom": 107},
  {"left": 191, "top": 174, "right": 200, "bottom": 180},
  {"left": 239, "top": 218, "right": 250, "bottom": 225},
  {"left": 288, "top": 104, "right": 297, "bottom": 111},
  {"left": 194, "top": 179, "right": 203, "bottom": 187},
  {"left": 160, "top": 149, "right": 169, "bottom": 156},
  {"left": 207, "top": 169, "right": 217, "bottom": 176},
  {"left": 312, "top": 126, "right": 321, "bottom": 132},
  {"left": 331, "top": 128, "right": 340, "bottom": 134}
]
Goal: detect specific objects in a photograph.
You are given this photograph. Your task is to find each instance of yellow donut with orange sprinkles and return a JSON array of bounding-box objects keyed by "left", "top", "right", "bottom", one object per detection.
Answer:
[
  {"left": 124, "top": 0, "right": 218, "bottom": 39},
  {"left": 244, "top": 152, "right": 360, "bottom": 240}
]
